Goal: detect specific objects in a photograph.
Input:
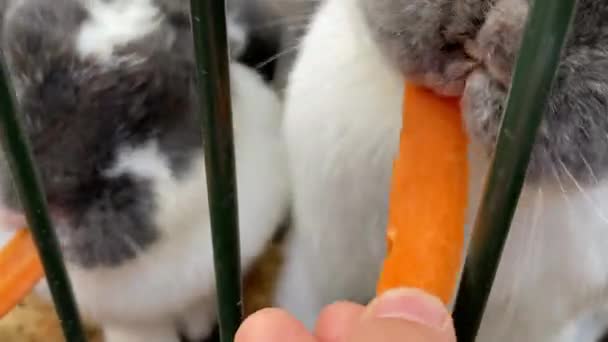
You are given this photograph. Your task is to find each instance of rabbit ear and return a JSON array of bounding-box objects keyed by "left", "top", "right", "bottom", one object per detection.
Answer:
[{"left": 2, "top": 0, "right": 87, "bottom": 84}]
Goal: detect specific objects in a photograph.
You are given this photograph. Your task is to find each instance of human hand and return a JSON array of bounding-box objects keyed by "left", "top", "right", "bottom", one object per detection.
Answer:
[{"left": 236, "top": 288, "right": 456, "bottom": 341}]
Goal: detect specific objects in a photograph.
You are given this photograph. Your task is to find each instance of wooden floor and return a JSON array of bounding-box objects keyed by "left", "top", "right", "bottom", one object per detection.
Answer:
[{"left": 0, "top": 242, "right": 283, "bottom": 342}]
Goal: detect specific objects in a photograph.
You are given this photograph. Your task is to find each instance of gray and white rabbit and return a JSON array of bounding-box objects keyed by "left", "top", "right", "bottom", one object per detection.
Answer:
[
  {"left": 275, "top": 0, "right": 608, "bottom": 340},
  {"left": 0, "top": 0, "right": 289, "bottom": 341}
]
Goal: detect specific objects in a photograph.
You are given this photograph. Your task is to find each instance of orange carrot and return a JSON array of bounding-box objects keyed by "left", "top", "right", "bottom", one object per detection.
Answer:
[
  {"left": 0, "top": 228, "right": 44, "bottom": 317},
  {"left": 376, "top": 82, "right": 468, "bottom": 305}
]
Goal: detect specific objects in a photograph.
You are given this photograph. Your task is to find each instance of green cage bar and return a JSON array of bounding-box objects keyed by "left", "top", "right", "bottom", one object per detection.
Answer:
[
  {"left": 452, "top": 0, "right": 578, "bottom": 340},
  {"left": 0, "top": 53, "right": 87, "bottom": 340},
  {"left": 189, "top": 1, "right": 244, "bottom": 342}
]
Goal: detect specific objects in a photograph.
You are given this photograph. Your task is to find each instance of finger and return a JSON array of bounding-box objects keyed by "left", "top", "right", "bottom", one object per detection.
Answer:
[
  {"left": 344, "top": 317, "right": 455, "bottom": 342},
  {"left": 347, "top": 288, "right": 456, "bottom": 342},
  {"left": 235, "top": 308, "right": 317, "bottom": 342},
  {"left": 315, "top": 301, "right": 365, "bottom": 342},
  {"left": 0, "top": 208, "right": 26, "bottom": 231}
]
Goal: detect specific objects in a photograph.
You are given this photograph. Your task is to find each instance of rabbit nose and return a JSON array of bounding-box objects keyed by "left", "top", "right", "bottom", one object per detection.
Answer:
[{"left": 0, "top": 207, "right": 26, "bottom": 231}]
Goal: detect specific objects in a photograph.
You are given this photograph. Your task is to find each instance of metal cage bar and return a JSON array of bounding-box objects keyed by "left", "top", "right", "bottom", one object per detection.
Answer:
[
  {"left": 189, "top": 1, "right": 244, "bottom": 342},
  {"left": 452, "top": 0, "right": 578, "bottom": 340},
  {"left": 0, "top": 52, "right": 87, "bottom": 340}
]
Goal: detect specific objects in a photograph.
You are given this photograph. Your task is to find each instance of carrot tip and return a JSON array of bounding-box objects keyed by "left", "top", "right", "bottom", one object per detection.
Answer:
[{"left": 0, "top": 228, "right": 45, "bottom": 317}]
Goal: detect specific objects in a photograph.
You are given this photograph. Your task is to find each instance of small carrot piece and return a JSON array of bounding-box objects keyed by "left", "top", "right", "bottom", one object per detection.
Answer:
[
  {"left": 376, "top": 82, "right": 468, "bottom": 305},
  {"left": 0, "top": 228, "right": 44, "bottom": 317}
]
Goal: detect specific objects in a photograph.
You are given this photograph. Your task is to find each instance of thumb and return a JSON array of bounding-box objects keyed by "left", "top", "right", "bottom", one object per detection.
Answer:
[{"left": 344, "top": 289, "right": 456, "bottom": 342}]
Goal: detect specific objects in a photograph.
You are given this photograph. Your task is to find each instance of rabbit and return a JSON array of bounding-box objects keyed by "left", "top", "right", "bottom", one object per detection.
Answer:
[
  {"left": 275, "top": 0, "right": 608, "bottom": 340},
  {"left": 0, "top": 0, "right": 289, "bottom": 341}
]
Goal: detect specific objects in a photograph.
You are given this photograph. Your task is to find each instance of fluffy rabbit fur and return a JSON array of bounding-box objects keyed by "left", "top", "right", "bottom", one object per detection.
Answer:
[
  {"left": 0, "top": 0, "right": 289, "bottom": 341},
  {"left": 275, "top": 0, "right": 608, "bottom": 340}
]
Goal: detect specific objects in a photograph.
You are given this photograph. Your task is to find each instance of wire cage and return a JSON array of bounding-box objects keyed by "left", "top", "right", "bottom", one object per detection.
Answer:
[{"left": 0, "top": 0, "right": 578, "bottom": 341}]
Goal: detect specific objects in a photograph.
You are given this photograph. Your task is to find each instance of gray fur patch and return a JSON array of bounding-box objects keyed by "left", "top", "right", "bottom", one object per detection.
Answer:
[
  {"left": 362, "top": 0, "right": 608, "bottom": 184},
  {"left": 56, "top": 176, "right": 159, "bottom": 268},
  {"left": 463, "top": 0, "right": 608, "bottom": 184}
]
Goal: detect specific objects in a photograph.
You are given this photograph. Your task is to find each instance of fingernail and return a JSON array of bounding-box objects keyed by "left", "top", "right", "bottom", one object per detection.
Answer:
[{"left": 367, "top": 288, "right": 449, "bottom": 329}]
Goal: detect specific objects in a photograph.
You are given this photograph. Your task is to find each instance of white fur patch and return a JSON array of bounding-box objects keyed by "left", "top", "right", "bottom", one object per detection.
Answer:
[
  {"left": 107, "top": 141, "right": 171, "bottom": 182},
  {"left": 106, "top": 141, "right": 212, "bottom": 239},
  {"left": 274, "top": 0, "right": 403, "bottom": 329},
  {"left": 76, "top": 0, "right": 162, "bottom": 61}
]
